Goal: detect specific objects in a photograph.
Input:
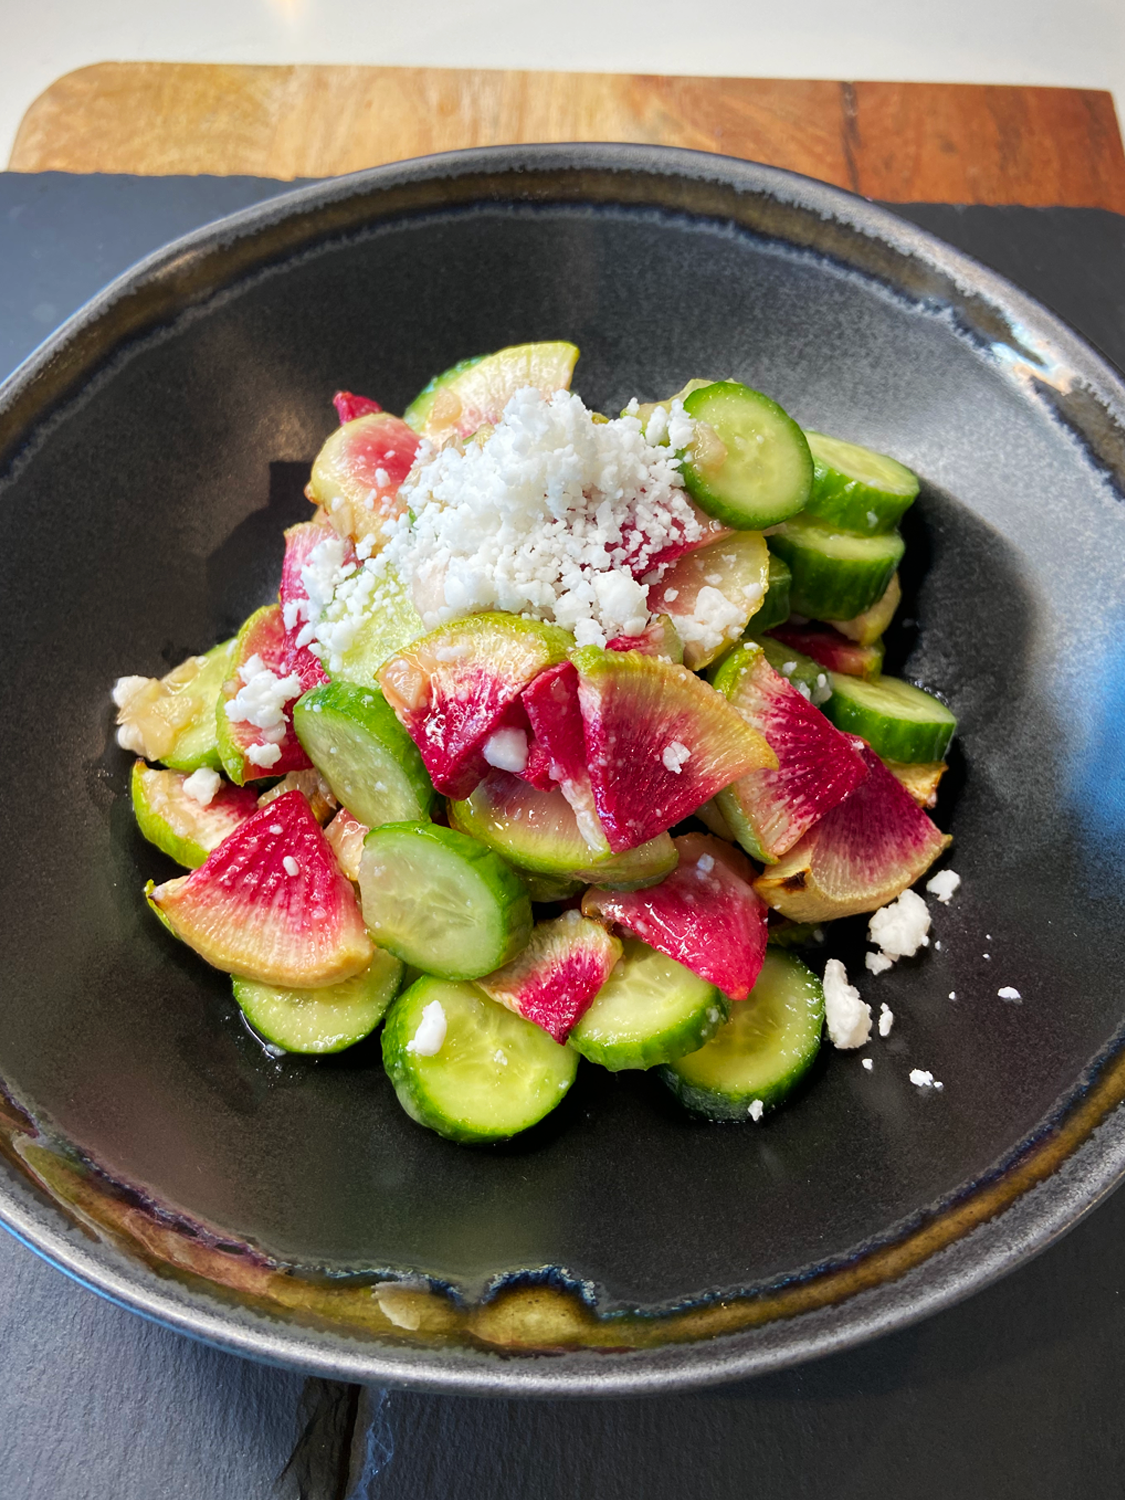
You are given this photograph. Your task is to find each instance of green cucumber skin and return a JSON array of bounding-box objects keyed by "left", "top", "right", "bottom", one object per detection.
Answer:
[
  {"left": 381, "top": 976, "right": 577, "bottom": 1143},
  {"left": 233, "top": 948, "right": 403, "bottom": 1054},
  {"left": 659, "top": 949, "right": 824, "bottom": 1121},
  {"left": 359, "top": 822, "right": 533, "bottom": 980},
  {"left": 768, "top": 519, "right": 905, "bottom": 621},
  {"left": 568, "top": 938, "right": 729, "bottom": 1072},
  {"left": 681, "top": 382, "right": 813, "bottom": 530},
  {"left": 823, "top": 674, "right": 957, "bottom": 763},
  {"left": 803, "top": 431, "right": 919, "bottom": 535},
  {"left": 751, "top": 552, "right": 792, "bottom": 634},
  {"left": 746, "top": 635, "right": 833, "bottom": 704},
  {"left": 293, "top": 679, "right": 434, "bottom": 828}
]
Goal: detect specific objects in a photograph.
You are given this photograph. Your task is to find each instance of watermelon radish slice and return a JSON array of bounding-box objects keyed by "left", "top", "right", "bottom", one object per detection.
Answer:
[
  {"left": 477, "top": 912, "right": 623, "bottom": 1042},
  {"left": 571, "top": 647, "right": 777, "bottom": 853},
  {"left": 753, "top": 745, "right": 951, "bottom": 922},
  {"left": 148, "top": 790, "right": 373, "bottom": 987},
  {"left": 306, "top": 411, "right": 420, "bottom": 551},
  {"left": 332, "top": 391, "right": 382, "bottom": 423},
  {"left": 606, "top": 614, "right": 684, "bottom": 663},
  {"left": 131, "top": 761, "right": 257, "bottom": 869},
  {"left": 646, "top": 530, "right": 771, "bottom": 670},
  {"left": 403, "top": 341, "right": 579, "bottom": 446},
  {"left": 521, "top": 661, "right": 607, "bottom": 854},
  {"left": 884, "top": 758, "right": 947, "bottom": 809},
  {"left": 711, "top": 640, "right": 868, "bottom": 863},
  {"left": 378, "top": 613, "right": 572, "bottom": 798},
  {"left": 278, "top": 520, "right": 348, "bottom": 692},
  {"left": 767, "top": 622, "right": 883, "bottom": 680},
  {"left": 449, "top": 770, "right": 678, "bottom": 888},
  {"left": 324, "top": 807, "right": 369, "bottom": 882},
  {"left": 216, "top": 605, "right": 312, "bottom": 785},
  {"left": 583, "top": 834, "right": 768, "bottom": 1000}
]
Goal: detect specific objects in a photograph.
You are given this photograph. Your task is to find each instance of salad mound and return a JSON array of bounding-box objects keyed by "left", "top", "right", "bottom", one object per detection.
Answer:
[{"left": 115, "top": 341, "right": 956, "bottom": 1144}]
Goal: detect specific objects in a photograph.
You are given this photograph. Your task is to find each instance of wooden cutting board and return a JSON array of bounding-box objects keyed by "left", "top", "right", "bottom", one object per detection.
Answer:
[{"left": 9, "top": 61, "right": 1125, "bottom": 210}]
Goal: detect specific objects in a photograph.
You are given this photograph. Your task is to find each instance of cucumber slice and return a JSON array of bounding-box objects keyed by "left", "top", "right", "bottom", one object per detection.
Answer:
[
  {"left": 449, "top": 770, "right": 678, "bottom": 889},
  {"left": 680, "top": 381, "right": 812, "bottom": 530},
  {"left": 767, "top": 516, "right": 904, "bottom": 621},
  {"left": 823, "top": 674, "right": 957, "bottom": 763},
  {"left": 750, "top": 551, "right": 792, "bottom": 634},
  {"left": 358, "top": 822, "right": 532, "bottom": 980},
  {"left": 292, "top": 680, "right": 434, "bottom": 829},
  {"left": 381, "top": 975, "right": 577, "bottom": 1142},
  {"left": 233, "top": 947, "right": 403, "bottom": 1054},
  {"left": 804, "top": 431, "right": 919, "bottom": 534},
  {"left": 515, "top": 870, "right": 587, "bottom": 903},
  {"left": 659, "top": 949, "right": 824, "bottom": 1120},
  {"left": 568, "top": 936, "right": 728, "bottom": 1071}
]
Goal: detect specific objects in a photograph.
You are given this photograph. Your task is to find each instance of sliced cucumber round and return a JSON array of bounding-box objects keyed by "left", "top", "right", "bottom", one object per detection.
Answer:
[
  {"left": 233, "top": 947, "right": 403, "bottom": 1054},
  {"left": 568, "top": 936, "right": 728, "bottom": 1071},
  {"left": 767, "top": 516, "right": 904, "bottom": 621},
  {"left": 750, "top": 551, "right": 792, "bottom": 634},
  {"left": 449, "top": 770, "right": 678, "bottom": 889},
  {"left": 382, "top": 976, "right": 577, "bottom": 1142},
  {"left": 359, "top": 822, "right": 532, "bottom": 980},
  {"left": 823, "top": 673, "right": 956, "bottom": 763},
  {"left": 660, "top": 949, "right": 824, "bottom": 1120},
  {"left": 680, "top": 381, "right": 812, "bottom": 530},
  {"left": 804, "top": 431, "right": 919, "bottom": 534},
  {"left": 293, "top": 679, "right": 434, "bottom": 829}
]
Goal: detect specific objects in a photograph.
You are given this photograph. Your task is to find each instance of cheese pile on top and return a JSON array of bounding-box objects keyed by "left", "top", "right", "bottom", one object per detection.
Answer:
[{"left": 314, "top": 386, "right": 702, "bottom": 664}]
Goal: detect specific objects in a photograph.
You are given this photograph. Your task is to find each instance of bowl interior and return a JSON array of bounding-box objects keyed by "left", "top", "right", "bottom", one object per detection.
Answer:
[{"left": 2, "top": 175, "right": 1125, "bottom": 1336}]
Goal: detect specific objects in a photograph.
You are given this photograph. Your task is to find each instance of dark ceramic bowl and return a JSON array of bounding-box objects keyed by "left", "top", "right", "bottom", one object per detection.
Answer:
[{"left": 2, "top": 145, "right": 1125, "bottom": 1397}]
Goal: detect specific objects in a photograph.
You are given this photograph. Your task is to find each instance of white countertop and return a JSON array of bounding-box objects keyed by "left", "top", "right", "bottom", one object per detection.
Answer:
[{"left": 4, "top": 0, "right": 1124, "bottom": 171}]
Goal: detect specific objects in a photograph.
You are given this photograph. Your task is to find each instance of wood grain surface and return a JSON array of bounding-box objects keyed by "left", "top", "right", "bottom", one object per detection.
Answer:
[{"left": 9, "top": 61, "right": 1125, "bottom": 209}]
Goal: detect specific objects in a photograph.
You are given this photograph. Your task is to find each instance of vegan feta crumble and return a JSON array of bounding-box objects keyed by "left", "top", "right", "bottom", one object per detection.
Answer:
[
  {"left": 878, "top": 1004, "right": 894, "bottom": 1037},
  {"left": 926, "top": 869, "right": 961, "bottom": 903},
  {"left": 182, "top": 767, "right": 221, "bottom": 807},
  {"left": 822, "top": 959, "right": 872, "bottom": 1049},
  {"left": 998, "top": 986, "right": 1022, "bottom": 1002},
  {"left": 909, "top": 1068, "right": 943, "bottom": 1091},
  {"left": 406, "top": 1000, "right": 447, "bottom": 1057}
]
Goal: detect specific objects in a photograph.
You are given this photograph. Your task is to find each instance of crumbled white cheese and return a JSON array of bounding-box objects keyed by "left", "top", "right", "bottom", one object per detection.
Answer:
[
  {"left": 493, "top": 1049, "right": 508, "bottom": 1065},
  {"left": 811, "top": 672, "right": 832, "bottom": 707},
  {"left": 182, "top": 768, "right": 221, "bottom": 807},
  {"left": 748, "top": 1098, "right": 764, "bottom": 1122},
  {"left": 696, "top": 853, "right": 715, "bottom": 874},
  {"left": 320, "top": 387, "right": 701, "bottom": 656},
  {"left": 268, "top": 823, "right": 283, "bottom": 835},
  {"left": 878, "top": 1003, "right": 895, "bottom": 1037},
  {"left": 926, "top": 869, "right": 961, "bottom": 903},
  {"left": 406, "top": 1001, "right": 447, "bottom": 1056},
  {"left": 948, "top": 991, "right": 957, "bottom": 1000},
  {"left": 909, "top": 1068, "right": 943, "bottom": 1090},
  {"left": 662, "top": 740, "right": 692, "bottom": 775},
  {"left": 867, "top": 889, "right": 931, "bottom": 965},
  {"left": 823, "top": 959, "right": 872, "bottom": 1049},
  {"left": 282, "top": 855, "right": 300, "bottom": 877},
  {"left": 246, "top": 742, "right": 283, "bottom": 769},
  {"left": 780, "top": 660, "right": 797, "bottom": 677},
  {"left": 482, "top": 727, "right": 529, "bottom": 774},
  {"left": 866, "top": 510, "right": 878, "bottom": 529},
  {"left": 862, "top": 1058, "right": 874, "bottom": 1072},
  {"left": 865, "top": 951, "right": 894, "bottom": 975},
  {"left": 998, "top": 986, "right": 1022, "bottom": 1002},
  {"left": 671, "top": 585, "right": 747, "bottom": 658},
  {"left": 224, "top": 655, "right": 302, "bottom": 732}
]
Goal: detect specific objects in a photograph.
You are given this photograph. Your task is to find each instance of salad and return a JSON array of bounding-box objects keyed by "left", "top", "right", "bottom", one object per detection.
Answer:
[{"left": 114, "top": 342, "right": 956, "bottom": 1145}]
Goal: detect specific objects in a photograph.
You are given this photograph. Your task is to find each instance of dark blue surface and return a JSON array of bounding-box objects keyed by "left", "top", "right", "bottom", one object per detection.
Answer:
[{"left": 2, "top": 170, "right": 1125, "bottom": 1497}]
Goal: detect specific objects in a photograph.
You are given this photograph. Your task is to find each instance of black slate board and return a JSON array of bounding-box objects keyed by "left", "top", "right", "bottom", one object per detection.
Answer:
[{"left": 1, "top": 172, "right": 1124, "bottom": 1499}]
